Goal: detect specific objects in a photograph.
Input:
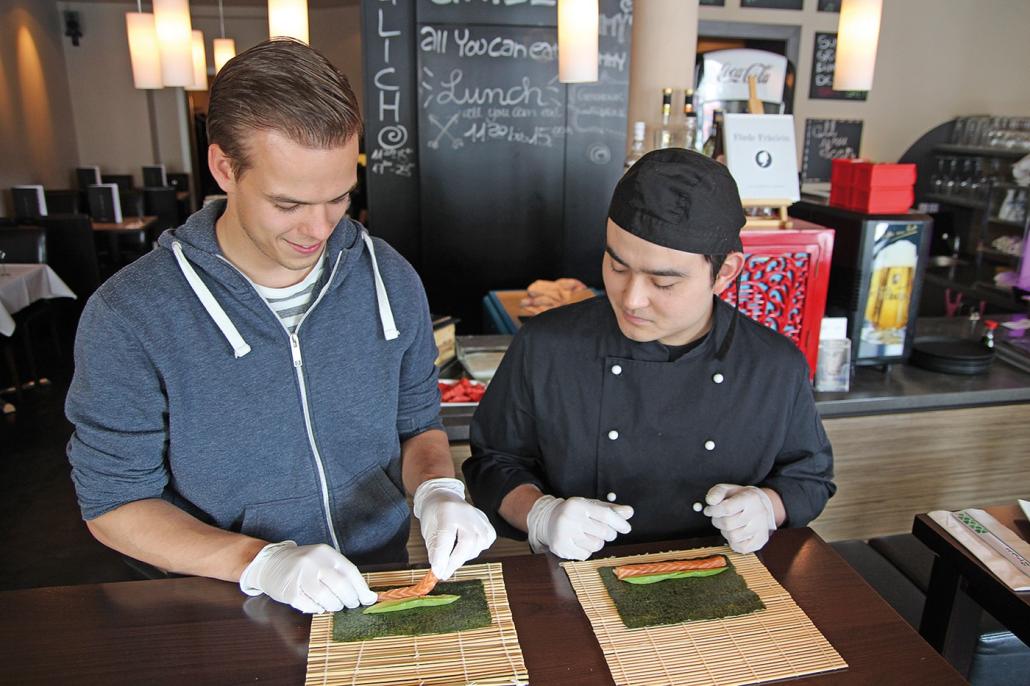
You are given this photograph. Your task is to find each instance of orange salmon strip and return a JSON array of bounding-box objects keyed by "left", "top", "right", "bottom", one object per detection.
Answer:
[
  {"left": 614, "top": 555, "right": 727, "bottom": 580},
  {"left": 375, "top": 570, "right": 439, "bottom": 601}
]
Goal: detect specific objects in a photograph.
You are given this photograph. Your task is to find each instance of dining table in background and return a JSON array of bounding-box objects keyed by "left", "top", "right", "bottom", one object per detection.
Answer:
[
  {"left": 0, "top": 527, "right": 964, "bottom": 685},
  {"left": 0, "top": 262, "right": 76, "bottom": 337},
  {"left": 915, "top": 503, "right": 1030, "bottom": 673},
  {"left": 92, "top": 215, "right": 158, "bottom": 265}
]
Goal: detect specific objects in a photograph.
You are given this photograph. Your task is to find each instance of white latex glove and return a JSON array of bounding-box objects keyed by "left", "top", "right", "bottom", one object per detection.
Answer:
[
  {"left": 239, "top": 541, "right": 377, "bottom": 613},
  {"left": 414, "top": 478, "right": 497, "bottom": 580},
  {"left": 703, "top": 484, "right": 777, "bottom": 554},
  {"left": 526, "top": 495, "right": 634, "bottom": 560}
]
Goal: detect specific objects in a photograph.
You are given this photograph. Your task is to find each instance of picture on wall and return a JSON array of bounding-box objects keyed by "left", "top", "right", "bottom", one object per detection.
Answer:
[
  {"left": 741, "top": 0, "right": 803, "bottom": 9},
  {"left": 809, "top": 32, "right": 868, "bottom": 101},
  {"left": 817, "top": 0, "right": 842, "bottom": 11},
  {"left": 700, "top": 0, "right": 726, "bottom": 6}
]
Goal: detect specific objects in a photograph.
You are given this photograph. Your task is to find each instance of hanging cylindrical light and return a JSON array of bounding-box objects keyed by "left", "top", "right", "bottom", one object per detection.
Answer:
[
  {"left": 558, "top": 0, "right": 598, "bottom": 83},
  {"left": 187, "top": 29, "right": 208, "bottom": 91},
  {"left": 268, "top": 0, "right": 309, "bottom": 44},
  {"left": 153, "top": 0, "right": 194, "bottom": 87},
  {"left": 213, "top": 38, "right": 236, "bottom": 74},
  {"left": 212, "top": 0, "right": 235, "bottom": 74},
  {"left": 833, "top": 0, "right": 883, "bottom": 91},
  {"left": 125, "top": 10, "right": 162, "bottom": 89}
]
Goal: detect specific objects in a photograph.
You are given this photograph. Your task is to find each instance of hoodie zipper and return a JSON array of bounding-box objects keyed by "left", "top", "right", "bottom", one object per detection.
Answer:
[{"left": 218, "top": 250, "right": 346, "bottom": 552}]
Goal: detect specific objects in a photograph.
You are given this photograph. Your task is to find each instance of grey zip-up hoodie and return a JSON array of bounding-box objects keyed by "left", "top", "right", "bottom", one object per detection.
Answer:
[{"left": 66, "top": 201, "right": 442, "bottom": 566}]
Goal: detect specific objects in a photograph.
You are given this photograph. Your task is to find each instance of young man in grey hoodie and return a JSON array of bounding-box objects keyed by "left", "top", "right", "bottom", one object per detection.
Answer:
[{"left": 65, "top": 39, "right": 495, "bottom": 614}]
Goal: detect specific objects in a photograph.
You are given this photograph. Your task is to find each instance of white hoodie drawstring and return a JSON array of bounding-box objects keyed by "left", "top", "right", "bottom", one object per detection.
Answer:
[
  {"left": 361, "top": 231, "right": 400, "bottom": 341},
  {"left": 172, "top": 241, "right": 252, "bottom": 358}
]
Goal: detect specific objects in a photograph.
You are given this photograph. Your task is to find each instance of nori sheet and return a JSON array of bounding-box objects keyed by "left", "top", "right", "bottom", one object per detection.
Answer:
[
  {"left": 599, "top": 557, "right": 765, "bottom": 629},
  {"left": 331, "top": 579, "right": 492, "bottom": 643}
]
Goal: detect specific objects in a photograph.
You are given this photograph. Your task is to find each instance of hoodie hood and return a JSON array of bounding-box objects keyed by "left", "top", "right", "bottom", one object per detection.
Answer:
[{"left": 157, "top": 200, "right": 399, "bottom": 357}]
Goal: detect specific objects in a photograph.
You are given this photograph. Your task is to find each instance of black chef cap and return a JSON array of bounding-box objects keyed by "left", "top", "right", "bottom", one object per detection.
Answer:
[{"left": 608, "top": 148, "right": 745, "bottom": 254}]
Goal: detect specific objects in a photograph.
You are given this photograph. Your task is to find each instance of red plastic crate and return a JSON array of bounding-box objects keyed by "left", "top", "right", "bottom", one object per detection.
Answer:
[{"left": 849, "top": 186, "right": 915, "bottom": 214}]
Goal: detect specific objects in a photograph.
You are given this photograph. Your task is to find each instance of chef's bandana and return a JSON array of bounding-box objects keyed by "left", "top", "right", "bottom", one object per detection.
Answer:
[{"left": 608, "top": 148, "right": 746, "bottom": 254}]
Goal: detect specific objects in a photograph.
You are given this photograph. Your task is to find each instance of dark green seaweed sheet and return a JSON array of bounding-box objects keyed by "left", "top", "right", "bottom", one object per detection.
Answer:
[
  {"left": 599, "top": 557, "right": 765, "bottom": 629},
  {"left": 331, "top": 579, "right": 491, "bottom": 643}
]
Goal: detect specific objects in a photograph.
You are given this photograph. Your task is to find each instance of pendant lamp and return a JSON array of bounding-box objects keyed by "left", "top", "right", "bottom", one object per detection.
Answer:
[
  {"left": 125, "top": 3, "right": 162, "bottom": 89},
  {"left": 558, "top": 0, "right": 598, "bottom": 83},
  {"left": 153, "top": 0, "right": 194, "bottom": 87},
  {"left": 187, "top": 29, "right": 208, "bottom": 91},
  {"left": 268, "top": 0, "right": 309, "bottom": 44},
  {"left": 833, "top": 0, "right": 882, "bottom": 91},
  {"left": 213, "top": 0, "right": 235, "bottom": 74}
]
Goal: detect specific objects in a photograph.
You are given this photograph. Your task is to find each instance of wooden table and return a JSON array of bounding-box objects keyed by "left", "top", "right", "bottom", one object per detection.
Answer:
[
  {"left": 92, "top": 215, "right": 157, "bottom": 265},
  {"left": 914, "top": 504, "right": 1030, "bottom": 673},
  {"left": 0, "top": 528, "right": 963, "bottom": 685}
]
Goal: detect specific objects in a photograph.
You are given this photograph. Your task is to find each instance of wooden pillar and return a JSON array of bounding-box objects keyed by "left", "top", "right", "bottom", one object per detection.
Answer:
[{"left": 627, "top": 0, "right": 699, "bottom": 151}]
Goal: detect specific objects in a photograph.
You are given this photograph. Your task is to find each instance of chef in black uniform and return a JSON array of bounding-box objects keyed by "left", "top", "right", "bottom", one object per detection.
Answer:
[{"left": 463, "top": 148, "right": 835, "bottom": 560}]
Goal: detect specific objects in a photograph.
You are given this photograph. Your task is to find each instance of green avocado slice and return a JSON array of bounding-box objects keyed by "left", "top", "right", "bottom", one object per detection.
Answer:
[
  {"left": 363, "top": 594, "right": 461, "bottom": 614},
  {"left": 621, "top": 567, "right": 728, "bottom": 585}
]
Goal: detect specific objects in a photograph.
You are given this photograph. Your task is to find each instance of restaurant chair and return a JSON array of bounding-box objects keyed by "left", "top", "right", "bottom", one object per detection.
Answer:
[
  {"left": 143, "top": 187, "right": 180, "bottom": 237},
  {"left": 38, "top": 214, "right": 102, "bottom": 301},
  {"left": 831, "top": 536, "right": 1029, "bottom": 685},
  {"left": 101, "top": 174, "right": 134, "bottom": 193},
  {"left": 43, "top": 189, "right": 81, "bottom": 214},
  {"left": 166, "top": 172, "right": 192, "bottom": 218},
  {"left": 0, "top": 226, "right": 47, "bottom": 263},
  {"left": 119, "top": 189, "right": 144, "bottom": 219},
  {"left": 0, "top": 226, "right": 58, "bottom": 393}
]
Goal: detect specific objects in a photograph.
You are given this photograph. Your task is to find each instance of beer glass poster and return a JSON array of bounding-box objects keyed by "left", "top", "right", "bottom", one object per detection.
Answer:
[{"left": 859, "top": 223, "right": 922, "bottom": 359}]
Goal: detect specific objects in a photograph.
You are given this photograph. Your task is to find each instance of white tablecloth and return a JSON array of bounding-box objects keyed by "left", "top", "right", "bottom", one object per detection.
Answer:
[{"left": 0, "top": 263, "right": 77, "bottom": 337}]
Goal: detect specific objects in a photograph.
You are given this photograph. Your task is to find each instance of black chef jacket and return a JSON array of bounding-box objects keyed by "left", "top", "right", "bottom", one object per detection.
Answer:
[{"left": 463, "top": 296, "right": 835, "bottom": 545}]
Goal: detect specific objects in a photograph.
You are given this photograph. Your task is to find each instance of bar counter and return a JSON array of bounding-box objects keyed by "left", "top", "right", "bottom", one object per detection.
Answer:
[{"left": 441, "top": 317, "right": 1030, "bottom": 543}]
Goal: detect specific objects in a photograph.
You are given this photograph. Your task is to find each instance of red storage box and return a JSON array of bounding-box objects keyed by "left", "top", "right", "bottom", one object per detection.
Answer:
[
  {"left": 849, "top": 186, "right": 915, "bottom": 214},
  {"left": 830, "top": 159, "right": 864, "bottom": 209},
  {"left": 852, "top": 163, "right": 916, "bottom": 188}
]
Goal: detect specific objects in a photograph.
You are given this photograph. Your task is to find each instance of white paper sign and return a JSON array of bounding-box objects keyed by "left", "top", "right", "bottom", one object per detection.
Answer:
[
  {"left": 723, "top": 114, "right": 800, "bottom": 203},
  {"left": 696, "top": 49, "right": 788, "bottom": 105}
]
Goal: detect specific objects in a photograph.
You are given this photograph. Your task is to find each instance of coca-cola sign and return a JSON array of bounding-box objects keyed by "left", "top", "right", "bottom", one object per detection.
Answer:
[{"left": 697, "top": 49, "right": 787, "bottom": 104}]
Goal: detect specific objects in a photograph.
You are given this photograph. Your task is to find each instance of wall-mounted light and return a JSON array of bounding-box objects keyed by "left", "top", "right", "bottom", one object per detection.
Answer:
[
  {"left": 834, "top": 0, "right": 882, "bottom": 92},
  {"left": 268, "top": 0, "right": 309, "bottom": 44},
  {"left": 558, "top": 0, "right": 598, "bottom": 83},
  {"left": 154, "top": 0, "right": 194, "bottom": 87},
  {"left": 186, "top": 29, "right": 207, "bottom": 91},
  {"left": 212, "top": 0, "right": 235, "bottom": 74},
  {"left": 126, "top": 6, "right": 162, "bottom": 89}
]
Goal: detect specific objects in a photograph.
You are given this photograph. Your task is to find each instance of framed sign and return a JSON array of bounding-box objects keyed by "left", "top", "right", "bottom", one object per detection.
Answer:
[
  {"left": 809, "top": 32, "right": 867, "bottom": 101},
  {"left": 741, "top": 0, "right": 803, "bottom": 8},
  {"left": 801, "top": 118, "right": 863, "bottom": 183},
  {"left": 724, "top": 113, "right": 800, "bottom": 203},
  {"left": 817, "top": 0, "right": 842, "bottom": 11}
]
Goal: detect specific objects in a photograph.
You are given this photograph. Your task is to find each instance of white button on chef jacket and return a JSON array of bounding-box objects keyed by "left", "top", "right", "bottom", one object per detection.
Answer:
[
  {"left": 608, "top": 430, "right": 619, "bottom": 440},
  {"left": 611, "top": 364, "right": 623, "bottom": 375},
  {"left": 713, "top": 372, "right": 724, "bottom": 384},
  {"left": 606, "top": 492, "right": 617, "bottom": 502},
  {"left": 704, "top": 440, "right": 716, "bottom": 451}
]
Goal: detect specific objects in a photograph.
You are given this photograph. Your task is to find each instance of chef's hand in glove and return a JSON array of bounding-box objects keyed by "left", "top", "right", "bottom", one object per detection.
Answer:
[
  {"left": 527, "top": 495, "right": 634, "bottom": 560},
  {"left": 239, "top": 541, "right": 378, "bottom": 613},
  {"left": 703, "top": 484, "right": 777, "bottom": 554},
  {"left": 414, "top": 478, "right": 497, "bottom": 581}
]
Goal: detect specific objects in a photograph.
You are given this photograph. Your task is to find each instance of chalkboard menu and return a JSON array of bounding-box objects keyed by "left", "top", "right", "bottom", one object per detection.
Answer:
[
  {"left": 809, "top": 32, "right": 867, "bottom": 101},
  {"left": 801, "top": 118, "right": 863, "bottom": 183},
  {"left": 362, "top": 0, "right": 631, "bottom": 331}
]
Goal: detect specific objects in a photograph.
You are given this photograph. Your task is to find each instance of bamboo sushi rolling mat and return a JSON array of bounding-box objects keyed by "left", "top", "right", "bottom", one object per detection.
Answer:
[
  {"left": 305, "top": 562, "right": 528, "bottom": 686},
  {"left": 561, "top": 545, "right": 847, "bottom": 686}
]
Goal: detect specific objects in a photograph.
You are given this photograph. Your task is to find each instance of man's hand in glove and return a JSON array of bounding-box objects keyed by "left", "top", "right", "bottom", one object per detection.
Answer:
[
  {"left": 239, "top": 541, "right": 377, "bottom": 613},
  {"left": 703, "top": 484, "right": 778, "bottom": 554},
  {"left": 415, "top": 478, "right": 497, "bottom": 581},
  {"left": 527, "top": 495, "right": 633, "bottom": 560}
]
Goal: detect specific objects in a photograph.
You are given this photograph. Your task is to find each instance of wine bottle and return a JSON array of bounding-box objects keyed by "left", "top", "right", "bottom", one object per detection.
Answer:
[
  {"left": 653, "top": 88, "right": 674, "bottom": 150},
  {"left": 680, "top": 89, "right": 698, "bottom": 151},
  {"left": 702, "top": 110, "right": 725, "bottom": 160},
  {"left": 624, "top": 121, "right": 647, "bottom": 172}
]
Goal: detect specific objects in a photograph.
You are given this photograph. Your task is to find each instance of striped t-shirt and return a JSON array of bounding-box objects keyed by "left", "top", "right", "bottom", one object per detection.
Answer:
[{"left": 253, "top": 257, "right": 325, "bottom": 333}]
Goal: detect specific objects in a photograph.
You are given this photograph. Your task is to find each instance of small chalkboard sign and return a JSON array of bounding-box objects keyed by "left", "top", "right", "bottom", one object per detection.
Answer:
[
  {"left": 741, "top": 0, "right": 802, "bottom": 9},
  {"left": 801, "top": 118, "right": 863, "bottom": 183},
  {"left": 810, "top": 32, "right": 867, "bottom": 101},
  {"left": 700, "top": 0, "right": 726, "bottom": 6}
]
